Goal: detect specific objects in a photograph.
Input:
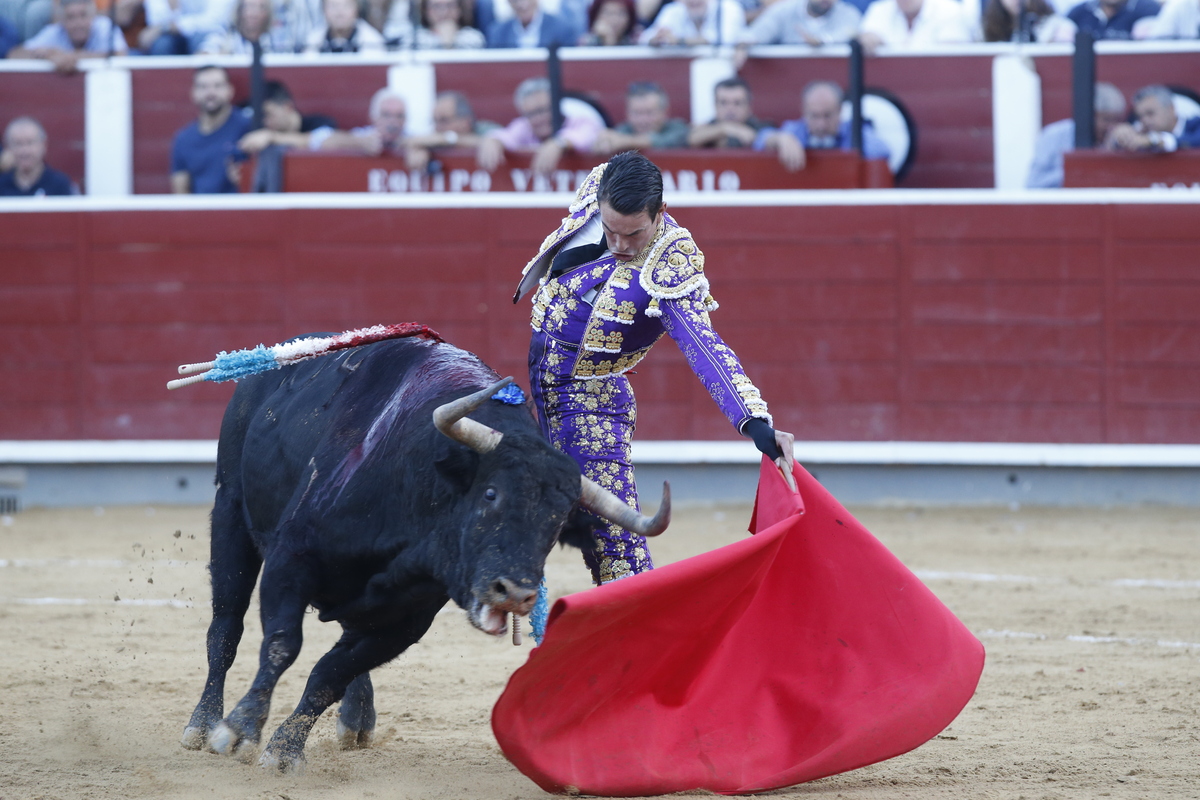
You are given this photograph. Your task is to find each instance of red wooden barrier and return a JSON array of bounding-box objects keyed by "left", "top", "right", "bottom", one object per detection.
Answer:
[
  {"left": 1064, "top": 150, "right": 1200, "bottom": 188},
  {"left": 279, "top": 150, "right": 893, "bottom": 192},
  {"left": 2, "top": 199, "right": 1198, "bottom": 444}
]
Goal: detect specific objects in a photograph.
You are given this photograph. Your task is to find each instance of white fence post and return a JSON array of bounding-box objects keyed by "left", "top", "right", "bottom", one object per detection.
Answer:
[
  {"left": 992, "top": 54, "right": 1042, "bottom": 190},
  {"left": 690, "top": 56, "right": 736, "bottom": 126},
  {"left": 85, "top": 66, "right": 133, "bottom": 196},
  {"left": 388, "top": 62, "right": 437, "bottom": 137}
]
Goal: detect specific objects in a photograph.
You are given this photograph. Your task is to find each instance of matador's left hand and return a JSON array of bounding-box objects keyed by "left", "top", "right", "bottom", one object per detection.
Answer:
[
  {"left": 745, "top": 420, "right": 798, "bottom": 493},
  {"left": 774, "top": 428, "right": 797, "bottom": 493}
]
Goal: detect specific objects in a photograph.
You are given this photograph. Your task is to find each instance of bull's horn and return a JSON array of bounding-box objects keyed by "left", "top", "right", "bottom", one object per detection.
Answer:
[
  {"left": 432, "top": 377, "right": 513, "bottom": 454},
  {"left": 581, "top": 478, "right": 671, "bottom": 537}
]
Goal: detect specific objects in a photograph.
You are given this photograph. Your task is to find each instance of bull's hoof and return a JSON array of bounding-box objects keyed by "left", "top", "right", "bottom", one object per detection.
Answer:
[
  {"left": 336, "top": 718, "right": 374, "bottom": 750},
  {"left": 259, "top": 747, "right": 306, "bottom": 774},
  {"left": 209, "top": 721, "right": 259, "bottom": 763},
  {"left": 181, "top": 724, "right": 213, "bottom": 751}
]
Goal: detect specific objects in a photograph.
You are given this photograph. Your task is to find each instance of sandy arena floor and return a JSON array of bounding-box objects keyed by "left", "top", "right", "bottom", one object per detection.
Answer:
[{"left": 0, "top": 500, "right": 1197, "bottom": 800}]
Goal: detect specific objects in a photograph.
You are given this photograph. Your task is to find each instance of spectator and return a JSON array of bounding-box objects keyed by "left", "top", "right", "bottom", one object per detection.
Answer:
[
  {"left": 476, "top": 0, "right": 588, "bottom": 41},
  {"left": 1108, "top": 84, "right": 1200, "bottom": 152},
  {"left": 140, "top": 0, "right": 234, "bottom": 53},
  {"left": 579, "top": 0, "right": 640, "bottom": 43},
  {"left": 477, "top": 76, "right": 601, "bottom": 174},
  {"left": 983, "top": 0, "right": 1075, "bottom": 40},
  {"left": 238, "top": 80, "right": 340, "bottom": 154},
  {"left": 237, "top": 80, "right": 345, "bottom": 191},
  {"left": 857, "top": 0, "right": 973, "bottom": 50},
  {"left": 687, "top": 77, "right": 770, "bottom": 148},
  {"left": 0, "top": 117, "right": 79, "bottom": 196},
  {"left": 99, "top": 0, "right": 147, "bottom": 50},
  {"left": 10, "top": 0, "right": 127, "bottom": 73},
  {"left": 170, "top": 65, "right": 251, "bottom": 193},
  {"left": 364, "top": 0, "right": 411, "bottom": 41},
  {"left": 1141, "top": 0, "right": 1198, "bottom": 37},
  {"left": 274, "top": 0, "right": 324, "bottom": 49},
  {"left": 754, "top": 80, "right": 890, "bottom": 171},
  {"left": 486, "top": 0, "right": 579, "bottom": 46},
  {"left": 1, "top": 14, "right": 22, "bottom": 55},
  {"left": 340, "top": 87, "right": 410, "bottom": 154},
  {"left": 1065, "top": 0, "right": 1159, "bottom": 39},
  {"left": 304, "top": 0, "right": 386, "bottom": 52},
  {"left": 405, "top": 0, "right": 486, "bottom": 47},
  {"left": 1026, "top": 82, "right": 1125, "bottom": 188},
  {"left": 199, "top": 0, "right": 288, "bottom": 53},
  {"left": 404, "top": 90, "right": 500, "bottom": 169},
  {"left": 740, "top": 0, "right": 861, "bottom": 46},
  {"left": 594, "top": 81, "right": 690, "bottom": 154},
  {"left": 639, "top": 0, "right": 746, "bottom": 44}
]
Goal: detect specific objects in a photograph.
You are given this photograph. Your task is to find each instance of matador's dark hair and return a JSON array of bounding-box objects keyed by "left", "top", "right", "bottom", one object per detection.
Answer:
[{"left": 597, "top": 151, "right": 663, "bottom": 219}]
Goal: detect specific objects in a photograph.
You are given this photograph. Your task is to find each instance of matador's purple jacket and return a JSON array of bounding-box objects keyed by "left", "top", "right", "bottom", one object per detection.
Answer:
[{"left": 516, "top": 163, "right": 773, "bottom": 584}]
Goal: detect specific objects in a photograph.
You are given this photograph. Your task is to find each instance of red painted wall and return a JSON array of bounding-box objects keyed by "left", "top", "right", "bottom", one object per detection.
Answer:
[{"left": 3, "top": 201, "right": 1198, "bottom": 443}]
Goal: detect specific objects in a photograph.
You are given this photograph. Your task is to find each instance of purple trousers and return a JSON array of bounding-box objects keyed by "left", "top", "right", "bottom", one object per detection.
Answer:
[{"left": 529, "top": 329, "right": 653, "bottom": 585}]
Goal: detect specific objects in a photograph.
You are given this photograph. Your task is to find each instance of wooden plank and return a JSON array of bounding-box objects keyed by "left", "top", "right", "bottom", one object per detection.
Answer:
[
  {"left": 911, "top": 284, "right": 1103, "bottom": 323},
  {"left": 908, "top": 364, "right": 1102, "bottom": 403}
]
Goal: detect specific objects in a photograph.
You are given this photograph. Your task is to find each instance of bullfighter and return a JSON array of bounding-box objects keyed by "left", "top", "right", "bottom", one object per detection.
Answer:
[{"left": 514, "top": 150, "right": 797, "bottom": 585}]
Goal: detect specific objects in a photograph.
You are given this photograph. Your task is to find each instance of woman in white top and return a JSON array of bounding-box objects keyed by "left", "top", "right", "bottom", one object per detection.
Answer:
[
  {"left": 403, "top": 0, "right": 486, "bottom": 47},
  {"left": 1141, "top": 0, "right": 1200, "bottom": 38},
  {"left": 982, "top": 0, "right": 1075, "bottom": 41},
  {"left": 199, "top": 0, "right": 303, "bottom": 52},
  {"left": 639, "top": 0, "right": 745, "bottom": 44},
  {"left": 857, "top": 0, "right": 973, "bottom": 50},
  {"left": 304, "top": 0, "right": 386, "bottom": 52}
]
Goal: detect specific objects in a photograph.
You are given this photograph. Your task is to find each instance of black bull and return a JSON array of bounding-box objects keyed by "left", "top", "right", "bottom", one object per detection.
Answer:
[{"left": 180, "top": 335, "right": 669, "bottom": 771}]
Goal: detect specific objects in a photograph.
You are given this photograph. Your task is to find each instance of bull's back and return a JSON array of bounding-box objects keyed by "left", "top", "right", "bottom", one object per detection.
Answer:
[{"left": 220, "top": 336, "right": 497, "bottom": 534}]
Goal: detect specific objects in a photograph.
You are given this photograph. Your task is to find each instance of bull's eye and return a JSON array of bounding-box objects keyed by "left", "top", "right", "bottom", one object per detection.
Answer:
[{"left": 484, "top": 487, "right": 498, "bottom": 502}]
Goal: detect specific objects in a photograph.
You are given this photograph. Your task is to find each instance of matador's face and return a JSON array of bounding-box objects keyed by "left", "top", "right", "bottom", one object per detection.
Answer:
[{"left": 599, "top": 201, "right": 662, "bottom": 262}]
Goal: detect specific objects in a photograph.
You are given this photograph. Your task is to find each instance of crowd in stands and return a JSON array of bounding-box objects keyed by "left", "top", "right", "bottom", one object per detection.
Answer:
[
  {"left": 4, "top": 0, "right": 1200, "bottom": 70},
  {"left": 2, "top": 60, "right": 1198, "bottom": 194},
  {"left": 155, "top": 67, "right": 896, "bottom": 194}
]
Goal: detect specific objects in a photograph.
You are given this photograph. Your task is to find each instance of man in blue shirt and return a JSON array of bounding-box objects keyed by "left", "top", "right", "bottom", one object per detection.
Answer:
[
  {"left": 486, "top": 0, "right": 579, "bottom": 47},
  {"left": 754, "top": 80, "right": 890, "bottom": 171},
  {"left": 171, "top": 65, "right": 251, "bottom": 194},
  {"left": 0, "top": 117, "right": 79, "bottom": 196},
  {"left": 1066, "top": 0, "right": 1160, "bottom": 39}
]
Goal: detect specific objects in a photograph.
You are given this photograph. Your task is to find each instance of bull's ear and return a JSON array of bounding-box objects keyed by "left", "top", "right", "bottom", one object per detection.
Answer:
[
  {"left": 559, "top": 506, "right": 602, "bottom": 551},
  {"left": 434, "top": 448, "right": 478, "bottom": 495}
]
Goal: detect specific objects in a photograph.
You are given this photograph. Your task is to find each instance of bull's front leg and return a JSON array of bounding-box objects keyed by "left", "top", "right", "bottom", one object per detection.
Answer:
[
  {"left": 259, "top": 598, "right": 444, "bottom": 773},
  {"left": 209, "top": 552, "right": 317, "bottom": 762}
]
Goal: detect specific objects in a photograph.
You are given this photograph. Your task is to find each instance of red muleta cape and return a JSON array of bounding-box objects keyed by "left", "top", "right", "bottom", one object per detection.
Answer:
[{"left": 492, "top": 458, "right": 985, "bottom": 796}]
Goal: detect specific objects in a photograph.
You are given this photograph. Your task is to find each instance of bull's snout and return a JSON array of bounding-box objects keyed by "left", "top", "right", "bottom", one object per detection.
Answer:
[{"left": 484, "top": 578, "right": 538, "bottom": 616}]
